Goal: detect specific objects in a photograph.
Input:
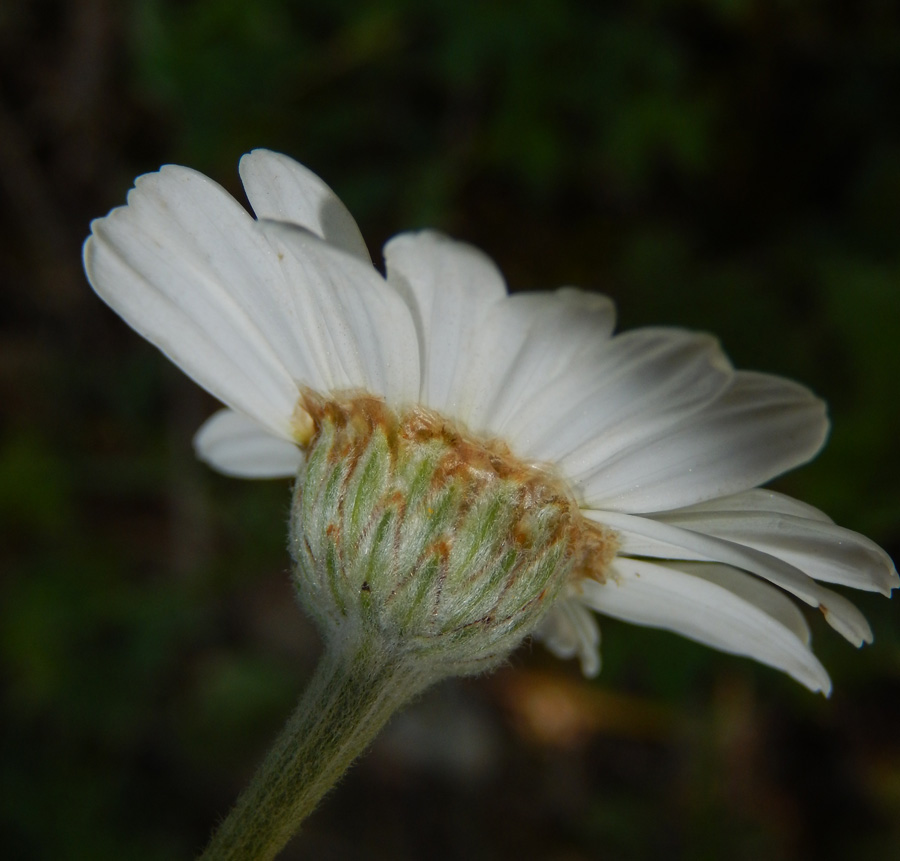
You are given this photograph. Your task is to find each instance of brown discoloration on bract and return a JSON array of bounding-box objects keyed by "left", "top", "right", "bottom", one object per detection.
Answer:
[
  {"left": 574, "top": 521, "right": 619, "bottom": 585},
  {"left": 296, "top": 389, "right": 619, "bottom": 587}
]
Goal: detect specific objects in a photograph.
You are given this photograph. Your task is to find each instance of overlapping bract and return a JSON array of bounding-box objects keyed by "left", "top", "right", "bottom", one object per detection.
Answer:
[{"left": 85, "top": 149, "right": 898, "bottom": 695}]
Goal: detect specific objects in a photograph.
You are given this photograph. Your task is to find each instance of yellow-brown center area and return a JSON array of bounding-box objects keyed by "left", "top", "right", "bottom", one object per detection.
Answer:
[{"left": 295, "top": 389, "right": 619, "bottom": 584}]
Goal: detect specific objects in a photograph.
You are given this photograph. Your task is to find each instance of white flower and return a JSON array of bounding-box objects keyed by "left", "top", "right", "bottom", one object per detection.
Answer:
[{"left": 84, "top": 149, "right": 897, "bottom": 695}]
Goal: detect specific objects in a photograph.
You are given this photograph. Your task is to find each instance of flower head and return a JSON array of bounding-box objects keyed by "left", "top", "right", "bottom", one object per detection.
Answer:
[{"left": 85, "top": 149, "right": 897, "bottom": 695}]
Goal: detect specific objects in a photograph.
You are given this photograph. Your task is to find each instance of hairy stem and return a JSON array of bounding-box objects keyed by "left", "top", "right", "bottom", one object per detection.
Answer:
[{"left": 199, "top": 636, "right": 431, "bottom": 860}]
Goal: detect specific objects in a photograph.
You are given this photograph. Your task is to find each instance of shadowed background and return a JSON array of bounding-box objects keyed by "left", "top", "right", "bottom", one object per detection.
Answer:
[{"left": 2, "top": 1, "right": 900, "bottom": 858}]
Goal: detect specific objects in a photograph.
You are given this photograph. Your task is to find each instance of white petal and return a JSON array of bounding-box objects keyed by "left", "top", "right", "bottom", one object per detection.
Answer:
[
  {"left": 507, "top": 328, "right": 732, "bottom": 474},
  {"left": 657, "top": 488, "right": 834, "bottom": 522},
  {"left": 669, "top": 561, "right": 813, "bottom": 646},
  {"left": 533, "top": 597, "right": 602, "bottom": 677},
  {"left": 655, "top": 500, "right": 899, "bottom": 596},
  {"left": 578, "top": 371, "right": 829, "bottom": 513},
  {"left": 239, "top": 150, "right": 371, "bottom": 263},
  {"left": 589, "top": 509, "right": 873, "bottom": 646},
  {"left": 384, "top": 231, "right": 507, "bottom": 414},
  {"left": 579, "top": 558, "right": 832, "bottom": 694},
  {"left": 454, "top": 288, "right": 617, "bottom": 435},
  {"left": 259, "top": 221, "right": 420, "bottom": 405},
  {"left": 194, "top": 409, "right": 303, "bottom": 478},
  {"left": 85, "top": 166, "right": 304, "bottom": 438}
]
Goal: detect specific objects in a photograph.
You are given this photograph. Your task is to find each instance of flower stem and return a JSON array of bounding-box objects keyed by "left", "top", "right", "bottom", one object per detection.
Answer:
[{"left": 198, "top": 636, "right": 432, "bottom": 860}]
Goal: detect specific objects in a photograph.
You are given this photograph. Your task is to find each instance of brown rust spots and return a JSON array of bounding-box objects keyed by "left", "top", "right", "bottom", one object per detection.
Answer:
[
  {"left": 296, "top": 388, "right": 619, "bottom": 586},
  {"left": 572, "top": 520, "right": 619, "bottom": 585}
]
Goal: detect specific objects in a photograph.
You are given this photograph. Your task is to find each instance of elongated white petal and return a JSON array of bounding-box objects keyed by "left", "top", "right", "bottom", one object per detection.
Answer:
[
  {"left": 533, "top": 596, "right": 602, "bottom": 677},
  {"left": 384, "top": 231, "right": 507, "bottom": 414},
  {"left": 579, "top": 559, "right": 832, "bottom": 694},
  {"left": 194, "top": 409, "right": 303, "bottom": 478},
  {"left": 654, "top": 488, "right": 833, "bottom": 522},
  {"left": 578, "top": 371, "right": 828, "bottom": 513},
  {"left": 239, "top": 150, "right": 371, "bottom": 263},
  {"left": 259, "top": 221, "right": 420, "bottom": 405},
  {"left": 669, "top": 561, "right": 813, "bottom": 646},
  {"left": 655, "top": 502, "right": 899, "bottom": 597},
  {"left": 507, "top": 328, "right": 732, "bottom": 473},
  {"left": 85, "top": 166, "right": 303, "bottom": 438},
  {"left": 454, "top": 288, "right": 617, "bottom": 436},
  {"left": 589, "top": 509, "right": 873, "bottom": 646}
]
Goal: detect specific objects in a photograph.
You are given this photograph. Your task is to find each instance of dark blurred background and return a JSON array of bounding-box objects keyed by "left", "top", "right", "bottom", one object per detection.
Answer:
[{"left": 2, "top": 1, "right": 900, "bottom": 858}]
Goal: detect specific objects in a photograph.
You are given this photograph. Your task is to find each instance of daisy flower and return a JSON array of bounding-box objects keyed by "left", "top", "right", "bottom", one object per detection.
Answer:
[{"left": 84, "top": 149, "right": 897, "bottom": 699}]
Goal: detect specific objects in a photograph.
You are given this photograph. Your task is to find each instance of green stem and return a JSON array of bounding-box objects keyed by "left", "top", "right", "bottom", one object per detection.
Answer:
[{"left": 199, "top": 637, "right": 432, "bottom": 860}]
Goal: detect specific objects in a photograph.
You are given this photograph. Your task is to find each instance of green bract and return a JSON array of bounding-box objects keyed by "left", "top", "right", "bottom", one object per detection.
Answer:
[{"left": 290, "top": 392, "right": 614, "bottom": 679}]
